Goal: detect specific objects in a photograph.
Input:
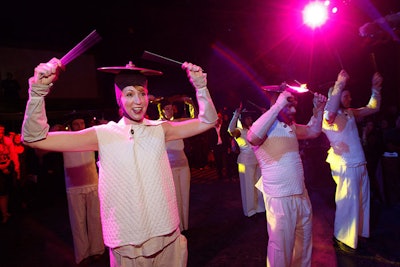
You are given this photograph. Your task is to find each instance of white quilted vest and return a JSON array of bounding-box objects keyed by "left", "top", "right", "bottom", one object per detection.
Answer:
[{"left": 94, "top": 119, "right": 179, "bottom": 248}]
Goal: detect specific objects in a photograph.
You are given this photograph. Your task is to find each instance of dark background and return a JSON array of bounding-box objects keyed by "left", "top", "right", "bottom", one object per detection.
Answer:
[{"left": 1, "top": 0, "right": 399, "bottom": 125}]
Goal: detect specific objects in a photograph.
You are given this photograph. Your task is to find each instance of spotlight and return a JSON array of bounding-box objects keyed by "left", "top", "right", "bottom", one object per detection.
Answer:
[{"left": 302, "top": 1, "right": 329, "bottom": 29}]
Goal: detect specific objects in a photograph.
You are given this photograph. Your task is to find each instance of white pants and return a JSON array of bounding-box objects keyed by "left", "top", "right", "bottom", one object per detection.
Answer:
[
  {"left": 109, "top": 234, "right": 188, "bottom": 267},
  {"left": 238, "top": 162, "right": 265, "bottom": 216},
  {"left": 330, "top": 163, "right": 370, "bottom": 249},
  {"left": 66, "top": 185, "right": 104, "bottom": 263},
  {"left": 171, "top": 165, "right": 191, "bottom": 231},
  {"left": 263, "top": 190, "right": 312, "bottom": 267}
]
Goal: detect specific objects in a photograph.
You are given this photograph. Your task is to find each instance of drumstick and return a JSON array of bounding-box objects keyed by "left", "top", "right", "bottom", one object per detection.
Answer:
[
  {"left": 247, "top": 100, "right": 265, "bottom": 112},
  {"left": 335, "top": 49, "right": 344, "bottom": 70},
  {"left": 370, "top": 53, "right": 378, "bottom": 72},
  {"left": 60, "top": 30, "right": 102, "bottom": 66},
  {"left": 142, "top": 50, "right": 183, "bottom": 66}
]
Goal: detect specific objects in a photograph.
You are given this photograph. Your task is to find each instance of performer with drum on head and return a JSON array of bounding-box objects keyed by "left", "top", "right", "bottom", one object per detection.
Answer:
[{"left": 21, "top": 58, "right": 218, "bottom": 267}]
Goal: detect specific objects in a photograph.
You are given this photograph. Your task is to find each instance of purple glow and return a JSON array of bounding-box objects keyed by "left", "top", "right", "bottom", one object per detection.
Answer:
[
  {"left": 211, "top": 42, "right": 279, "bottom": 105},
  {"left": 60, "top": 30, "right": 102, "bottom": 66},
  {"left": 212, "top": 42, "right": 264, "bottom": 89}
]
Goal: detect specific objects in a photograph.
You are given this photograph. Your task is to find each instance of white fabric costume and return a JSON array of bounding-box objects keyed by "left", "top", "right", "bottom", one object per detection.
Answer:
[
  {"left": 322, "top": 91, "right": 380, "bottom": 249},
  {"left": 254, "top": 121, "right": 312, "bottom": 267},
  {"left": 249, "top": 90, "right": 323, "bottom": 267},
  {"left": 21, "top": 63, "right": 217, "bottom": 267},
  {"left": 63, "top": 150, "right": 104, "bottom": 263},
  {"left": 235, "top": 127, "right": 265, "bottom": 217},
  {"left": 323, "top": 110, "right": 376, "bottom": 248},
  {"left": 166, "top": 139, "right": 191, "bottom": 231},
  {"left": 94, "top": 118, "right": 180, "bottom": 248}
]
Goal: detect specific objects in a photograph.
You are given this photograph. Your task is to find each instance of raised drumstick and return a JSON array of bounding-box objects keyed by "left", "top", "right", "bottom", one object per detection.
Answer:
[{"left": 60, "top": 30, "right": 102, "bottom": 66}]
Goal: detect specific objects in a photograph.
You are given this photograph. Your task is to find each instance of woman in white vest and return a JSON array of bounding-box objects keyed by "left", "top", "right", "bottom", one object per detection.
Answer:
[{"left": 21, "top": 58, "right": 218, "bottom": 267}]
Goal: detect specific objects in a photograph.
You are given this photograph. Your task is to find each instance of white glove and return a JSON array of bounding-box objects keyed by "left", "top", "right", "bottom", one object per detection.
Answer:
[
  {"left": 28, "top": 80, "right": 52, "bottom": 97},
  {"left": 181, "top": 62, "right": 217, "bottom": 124},
  {"left": 325, "top": 70, "right": 348, "bottom": 114},
  {"left": 196, "top": 88, "right": 218, "bottom": 124},
  {"left": 312, "top": 93, "right": 327, "bottom": 112},
  {"left": 247, "top": 91, "right": 292, "bottom": 143},
  {"left": 275, "top": 90, "right": 292, "bottom": 109},
  {"left": 22, "top": 88, "right": 51, "bottom": 143},
  {"left": 182, "top": 62, "right": 207, "bottom": 90},
  {"left": 371, "top": 72, "right": 383, "bottom": 93},
  {"left": 22, "top": 58, "right": 63, "bottom": 142}
]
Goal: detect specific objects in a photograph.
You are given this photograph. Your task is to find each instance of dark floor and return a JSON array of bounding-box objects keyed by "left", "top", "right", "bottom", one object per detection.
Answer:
[{"left": 1, "top": 166, "right": 400, "bottom": 267}]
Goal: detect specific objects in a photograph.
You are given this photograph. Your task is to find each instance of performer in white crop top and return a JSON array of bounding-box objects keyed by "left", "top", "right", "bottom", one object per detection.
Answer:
[
  {"left": 228, "top": 104, "right": 265, "bottom": 217},
  {"left": 248, "top": 87, "right": 327, "bottom": 267},
  {"left": 157, "top": 98, "right": 196, "bottom": 232},
  {"left": 62, "top": 114, "right": 104, "bottom": 264},
  {"left": 323, "top": 70, "right": 382, "bottom": 252}
]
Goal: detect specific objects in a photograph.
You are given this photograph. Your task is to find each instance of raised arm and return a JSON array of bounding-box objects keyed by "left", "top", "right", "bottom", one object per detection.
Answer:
[
  {"left": 228, "top": 103, "right": 242, "bottom": 138},
  {"left": 352, "top": 72, "right": 383, "bottom": 118},
  {"left": 324, "top": 69, "right": 349, "bottom": 124},
  {"left": 22, "top": 58, "right": 63, "bottom": 143},
  {"left": 163, "top": 62, "right": 218, "bottom": 141},
  {"left": 247, "top": 91, "right": 292, "bottom": 146},
  {"left": 21, "top": 58, "right": 98, "bottom": 152},
  {"left": 296, "top": 93, "right": 327, "bottom": 139}
]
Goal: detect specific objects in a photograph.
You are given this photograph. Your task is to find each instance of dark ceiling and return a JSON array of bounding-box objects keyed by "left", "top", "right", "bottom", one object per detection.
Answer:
[{"left": 1, "top": 0, "right": 400, "bottom": 117}]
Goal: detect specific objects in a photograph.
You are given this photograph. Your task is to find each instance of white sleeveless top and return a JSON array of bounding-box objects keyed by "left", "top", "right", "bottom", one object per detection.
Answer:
[
  {"left": 253, "top": 121, "right": 305, "bottom": 197},
  {"left": 322, "top": 109, "right": 366, "bottom": 167},
  {"left": 94, "top": 118, "right": 179, "bottom": 248},
  {"left": 236, "top": 128, "right": 258, "bottom": 165}
]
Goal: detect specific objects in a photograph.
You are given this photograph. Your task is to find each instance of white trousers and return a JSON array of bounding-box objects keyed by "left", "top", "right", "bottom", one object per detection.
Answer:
[
  {"left": 66, "top": 185, "right": 105, "bottom": 263},
  {"left": 109, "top": 234, "right": 188, "bottom": 267},
  {"left": 263, "top": 190, "right": 312, "bottom": 267},
  {"left": 330, "top": 163, "right": 370, "bottom": 249},
  {"left": 238, "top": 162, "right": 265, "bottom": 216},
  {"left": 171, "top": 165, "right": 191, "bottom": 231}
]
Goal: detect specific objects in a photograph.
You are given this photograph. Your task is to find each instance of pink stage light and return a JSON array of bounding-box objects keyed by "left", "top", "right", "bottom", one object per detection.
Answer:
[{"left": 302, "top": 1, "right": 329, "bottom": 29}]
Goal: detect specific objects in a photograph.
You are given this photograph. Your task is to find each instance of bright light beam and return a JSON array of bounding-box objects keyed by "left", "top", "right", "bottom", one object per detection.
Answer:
[{"left": 302, "top": 1, "right": 329, "bottom": 29}]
